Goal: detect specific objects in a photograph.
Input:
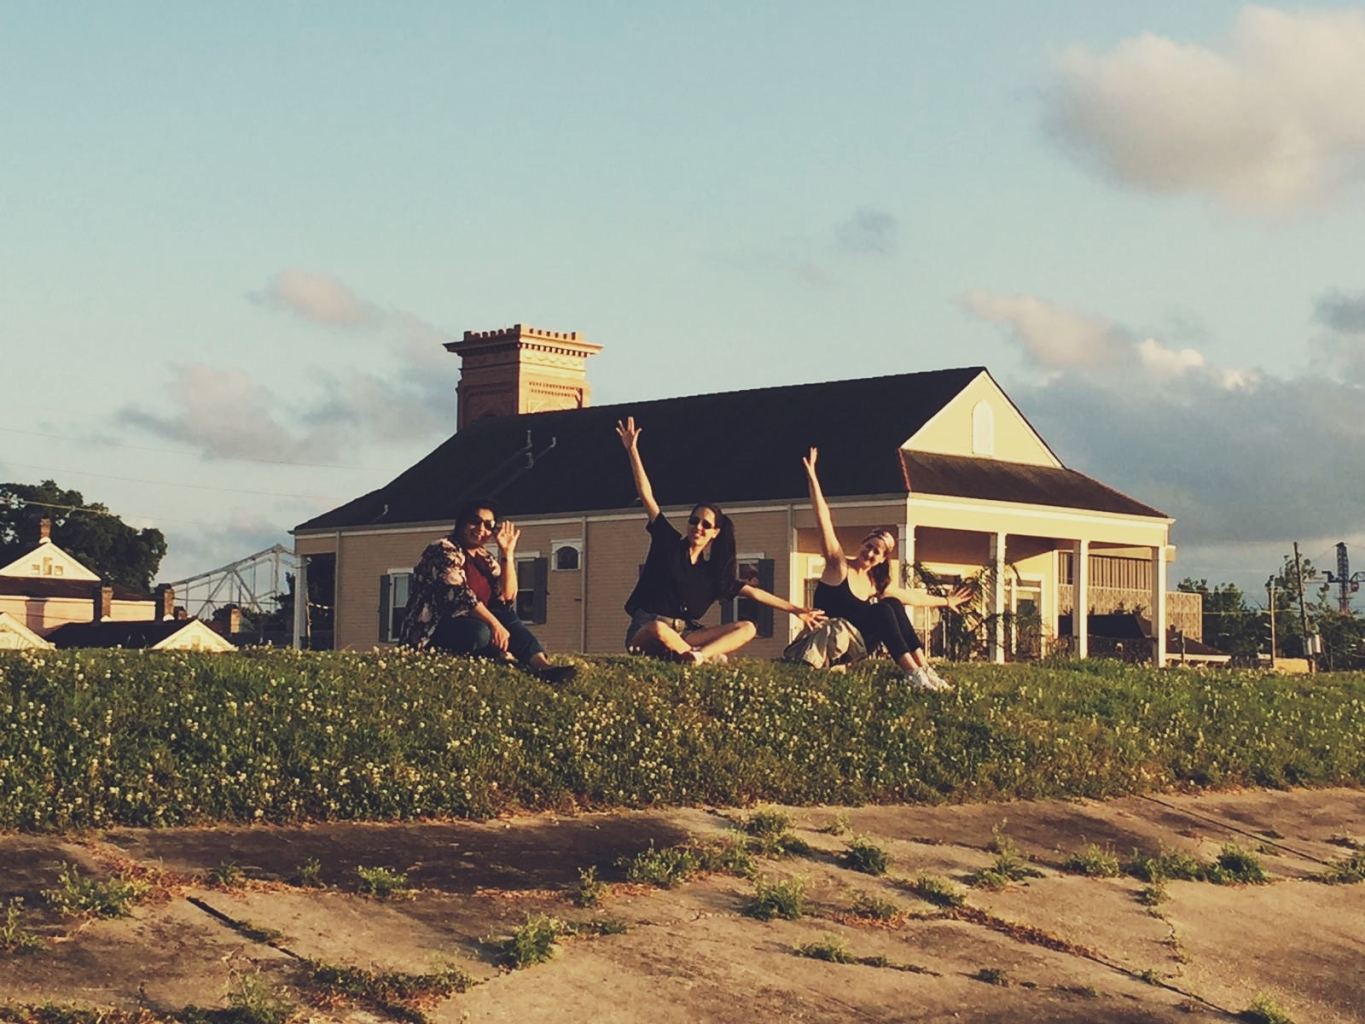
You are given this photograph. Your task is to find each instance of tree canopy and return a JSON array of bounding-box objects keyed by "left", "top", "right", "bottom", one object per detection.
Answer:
[{"left": 0, "top": 480, "right": 167, "bottom": 593}]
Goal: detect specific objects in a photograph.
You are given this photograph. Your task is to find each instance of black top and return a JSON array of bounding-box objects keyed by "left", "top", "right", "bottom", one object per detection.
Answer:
[
  {"left": 813, "top": 577, "right": 871, "bottom": 621},
  {"left": 624, "top": 514, "right": 737, "bottom": 619}
]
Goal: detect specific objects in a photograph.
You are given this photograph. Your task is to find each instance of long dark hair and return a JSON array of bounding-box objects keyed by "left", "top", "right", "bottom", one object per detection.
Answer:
[
  {"left": 863, "top": 528, "right": 897, "bottom": 597},
  {"left": 692, "top": 502, "right": 741, "bottom": 599}
]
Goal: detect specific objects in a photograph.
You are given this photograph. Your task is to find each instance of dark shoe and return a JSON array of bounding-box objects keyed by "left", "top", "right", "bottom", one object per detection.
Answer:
[{"left": 533, "top": 664, "right": 577, "bottom": 685}]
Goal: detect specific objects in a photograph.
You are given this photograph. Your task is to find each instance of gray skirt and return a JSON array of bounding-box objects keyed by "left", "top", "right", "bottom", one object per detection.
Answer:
[{"left": 625, "top": 609, "right": 705, "bottom": 652}]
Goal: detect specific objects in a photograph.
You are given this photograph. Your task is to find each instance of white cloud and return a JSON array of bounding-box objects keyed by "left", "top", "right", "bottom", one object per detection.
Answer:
[
  {"left": 1136, "top": 337, "right": 1205, "bottom": 378},
  {"left": 961, "top": 290, "right": 1128, "bottom": 373},
  {"left": 251, "top": 269, "right": 377, "bottom": 327},
  {"left": 1046, "top": 6, "right": 1365, "bottom": 211}
]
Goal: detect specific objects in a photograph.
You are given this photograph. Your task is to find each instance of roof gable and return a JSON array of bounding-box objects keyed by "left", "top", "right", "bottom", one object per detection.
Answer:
[
  {"left": 47, "top": 618, "right": 235, "bottom": 652},
  {"left": 0, "top": 540, "right": 101, "bottom": 582},
  {"left": 0, "top": 611, "right": 53, "bottom": 650},
  {"left": 296, "top": 367, "right": 985, "bottom": 532},
  {"left": 903, "top": 370, "right": 1060, "bottom": 467}
]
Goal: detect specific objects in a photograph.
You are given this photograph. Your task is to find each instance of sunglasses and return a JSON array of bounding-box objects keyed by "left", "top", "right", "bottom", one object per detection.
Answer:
[
  {"left": 465, "top": 518, "right": 497, "bottom": 531},
  {"left": 687, "top": 515, "right": 718, "bottom": 531}
]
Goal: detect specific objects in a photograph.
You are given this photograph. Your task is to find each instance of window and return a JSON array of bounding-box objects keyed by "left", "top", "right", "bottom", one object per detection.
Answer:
[
  {"left": 972, "top": 400, "right": 995, "bottom": 456},
  {"left": 552, "top": 540, "right": 582, "bottom": 571},
  {"left": 721, "top": 556, "right": 775, "bottom": 637},
  {"left": 378, "top": 571, "right": 411, "bottom": 643},
  {"left": 515, "top": 556, "right": 549, "bottom": 625}
]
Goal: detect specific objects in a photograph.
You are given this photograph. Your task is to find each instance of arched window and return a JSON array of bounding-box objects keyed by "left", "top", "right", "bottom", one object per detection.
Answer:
[
  {"left": 972, "top": 401, "right": 995, "bottom": 456},
  {"left": 552, "top": 541, "right": 582, "bottom": 571}
]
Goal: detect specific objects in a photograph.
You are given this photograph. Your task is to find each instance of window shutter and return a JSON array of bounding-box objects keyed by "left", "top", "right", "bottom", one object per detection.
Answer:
[
  {"left": 755, "top": 559, "right": 775, "bottom": 637},
  {"left": 534, "top": 556, "right": 549, "bottom": 624},
  {"left": 378, "top": 574, "right": 392, "bottom": 643}
]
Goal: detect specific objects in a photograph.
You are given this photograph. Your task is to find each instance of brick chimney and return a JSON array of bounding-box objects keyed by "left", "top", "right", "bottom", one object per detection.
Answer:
[
  {"left": 37, "top": 517, "right": 51, "bottom": 544},
  {"left": 154, "top": 584, "right": 175, "bottom": 621},
  {"left": 445, "top": 324, "right": 602, "bottom": 430},
  {"left": 94, "top": 582, "right": 112, "bottom": 622},
  {"left": 212, "top": 604, "right": 242, "bottom": 636}
]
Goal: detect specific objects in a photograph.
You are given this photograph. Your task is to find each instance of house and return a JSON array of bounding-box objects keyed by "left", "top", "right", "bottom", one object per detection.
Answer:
[
  {"left": 46, "top": 617, "right": 235, "bottom": 653},
  {"left": 0, "top": 518, "right": 177, "bottom": 637},
  {"left": 293, "top": 324, "right": 1190, "bottom": 663}
]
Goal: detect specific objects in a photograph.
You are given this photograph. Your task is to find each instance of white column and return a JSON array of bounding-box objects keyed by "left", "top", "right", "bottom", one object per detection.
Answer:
[
  {"left": 292, "top": 554, "right": 308, "bottom": 650},
  {"left": 1073, "top": 539, "right": 1089, "bottom": 659},
  {"left": 1150, "top": 543, "right": 1167, "bottom": 667},
  {"left": 898, "top": 522, "right": 916, "bottom": 586},
  {"left": 990, "top": 532, "right": 1006, "bottom": 664}
]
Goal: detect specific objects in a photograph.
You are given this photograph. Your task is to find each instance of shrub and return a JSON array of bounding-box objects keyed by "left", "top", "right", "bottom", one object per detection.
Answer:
[
  {"left": 572, "top": 866, "right": 606, "bottom": 908},
  {"left": 209, "top": 861, "right": 245, "bottom": 888},
  {"left": 619, "top": 842, "right": 698, "bottom": 888},
  {"left": 744, "top": 876, "right": 807, "bottom": 920},
  {"left": 291, "top": 858, "right": 324, "bottom": 888},
  {"left": 1207, "top": 844, "right": 1268, "bottom": 885},
  {"left": 497, "top": 915, "right": 563, "bottom": 969},
  {"left": 693, "top": 835, "right": 758, "bottom": 878},
  {"left": 1127, "top": 846, "right": 1206, "bottom": 883},
  {"left": 1241, "top": 993, "right": 1294, "bottom": 1024},
  {"left": 908, "top": 874, "right": 966, "bottom": 908},
  {"left": 1, "top": 898, "right": 42, "bottom": 954},
  {"left": 795, "top": 935, "right": 854, "bottom": 963},
  {"left": 840, "top": 836, "right": 890, "bottom": 876},
  {"left": 850, "top": 890, "right": 901, "bottom": 921},
  {"left": 1320, "top": 851, "right": 1365, "bottom": 885}
]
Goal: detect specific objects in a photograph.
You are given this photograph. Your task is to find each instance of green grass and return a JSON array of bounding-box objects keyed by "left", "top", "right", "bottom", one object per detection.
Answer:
[
  {"left": 907, "top": 874, "right": 966, "bottom": 908},
  {"left": 224, "top": 971, "right": 294, "bottom": 1024},
  {"left": 849, "top": 890, "right": 902, "bottom": 921},
  {"left": 306, "top": 959, "right": 473, "bottom": 1020},
  {"left": 42, "top": 863, "right": 149, "bottom": 918},
  {"left": 1063, "top": 842, "right": 1121, "bottom": 878},
  {"left": 1127, "top": 845, "right": 1206, "bottom": 883},
  {"left": 1319, "top": 850, "right": 1365, "bottom": 884},
  {"left": 619, "top": 842, "right": 699, "bottom": 887},
  {"left": 3, "top": 650, "right": 1365, "bottom": 829},
  {"left": 744, "top": 876, "right": 807, "bottom": 920},
  {"left": 795, "top": 934, "right": 856, "bottom": 963}
]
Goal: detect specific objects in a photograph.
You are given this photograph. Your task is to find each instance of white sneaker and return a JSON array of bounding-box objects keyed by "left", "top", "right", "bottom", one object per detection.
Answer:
[
  {"left": 923, "top": 665, "right": 952, "bottom": 691},
  {"left": 906, "top": 667, "right": 935, "bottom": 691}
]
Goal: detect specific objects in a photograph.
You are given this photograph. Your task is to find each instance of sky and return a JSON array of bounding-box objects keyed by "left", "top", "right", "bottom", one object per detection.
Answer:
[{"left": 2, "top": 2, "right": 1364, "bottom": 606}]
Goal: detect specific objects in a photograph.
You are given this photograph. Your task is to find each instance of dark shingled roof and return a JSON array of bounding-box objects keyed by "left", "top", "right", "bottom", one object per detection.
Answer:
[
  {"left": 900, "top": 452, "right": 1167, "bottom": 518},
  {"left": 296, "top": 367, "right": 989, "bottom": 532},
  {"left": 47, "top": 619, "right": 199, "bottom": 649},
  {"left": 0, "top": 577, "right": 149, "bottom": 601}
]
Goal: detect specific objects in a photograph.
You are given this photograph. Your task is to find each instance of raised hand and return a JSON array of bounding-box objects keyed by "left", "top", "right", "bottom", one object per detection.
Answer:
[
  {"left": 802, "top": 446, "right": 819, "bottom": 475},
  {"left": 496, "top": 521, "right": 521, "bottom": 556},
  {"left": 616, "top": 416, "right": 642, "bottom": 451}
]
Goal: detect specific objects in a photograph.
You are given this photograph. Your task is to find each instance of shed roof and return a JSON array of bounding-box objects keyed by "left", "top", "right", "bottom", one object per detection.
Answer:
[{"left": 47, "top": 619, "right": 197, "bottom": 649}]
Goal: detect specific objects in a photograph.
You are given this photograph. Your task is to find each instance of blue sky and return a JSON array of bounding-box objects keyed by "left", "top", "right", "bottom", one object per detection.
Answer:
[{"left": 3, "top": 3, "right": 1363, "bottom": 601}]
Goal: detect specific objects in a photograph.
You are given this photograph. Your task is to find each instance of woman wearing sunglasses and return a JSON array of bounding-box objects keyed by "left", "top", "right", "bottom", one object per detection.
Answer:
[
  {"left": 803, "top": 447, "right": 968, "bottom": 691},
  {"left": 400, "top": 498, "right": 576, "bottom": 684},
  {"left": 616, "top": 417, "right": 823, "bottom": 664}
]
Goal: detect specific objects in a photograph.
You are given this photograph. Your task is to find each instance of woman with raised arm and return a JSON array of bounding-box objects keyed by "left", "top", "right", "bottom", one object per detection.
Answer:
[
  {"left": 803, "top": 447, "right": 968, "bottom": 690},
  {"left": 616, "top": 417, "right": 824, "bottom": 664}
]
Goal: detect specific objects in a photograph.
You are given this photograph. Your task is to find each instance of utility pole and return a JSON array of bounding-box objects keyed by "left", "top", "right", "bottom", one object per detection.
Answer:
[
  {"left": 1265, "top": 576, "right": 1277, "bottom": 667},
  {"left": 1293, "top": 542, "right": 1314, "bottom": 673}
]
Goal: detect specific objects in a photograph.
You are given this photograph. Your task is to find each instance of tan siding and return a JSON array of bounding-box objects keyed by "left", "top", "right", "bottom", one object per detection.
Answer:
[
  {"left": 335, "top": 530, "right": 443, "bottom": 649},
  {"left": 0, "top": 595, "right": 153, "bottom": 636},
  {"left": 904, "top": 373, "right": 1059, "bottom": 466}
]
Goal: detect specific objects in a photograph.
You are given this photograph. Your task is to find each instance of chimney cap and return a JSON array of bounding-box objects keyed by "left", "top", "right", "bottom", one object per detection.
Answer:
[{"left": 445, "top": 324, "right": 602, "bottom": 356}]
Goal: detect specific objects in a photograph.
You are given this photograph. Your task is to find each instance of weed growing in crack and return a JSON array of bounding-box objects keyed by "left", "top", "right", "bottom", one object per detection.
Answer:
[
  {"left": 840, "top": 836, "right": 890, "bottom": 876},
  {"left": 569, "top": 917, "right": 628, "bottom": 936},
  {"left": 1136, "top": 967, "right": 1163, "bottom": 985},
  {"left": 742, "top": 810, "right": 811, "bottom": 858},
  {"left": 355, "top": 865, "right": 413, "bottom": 900},
  {"left": 1127, "top": 846, "right": 1205, "bottom": 883},
  {"left": 907, "top": 874, "right": 966, "bottom": 908},
  {"left": 208, "top": 861, "right": 245, "bottom": 889},
  {"left": 694, "top": 835, "right": 758, "bottom": 877},
  {"left": 225, "top": 969, "right": 294, "bottom": 1024},
  {"left": 744, "top": 808, "right": 792, "bottom": 838},
  {"left": 497, "top": 914, "right": 563, "bottom": 969},
  {"left": 620, "top": 842, "right": 698, "bottom": 888},
  {"left": 305, "top": 958, "right": 473, "bottom": 1018},
  {"left": 42, "top": 863, "right": 149, "bottom": 919},
  {"left": 850, "top": 890, "right": 902, "bottom": 922},
  {"left": 795, "top": 934, "right": 855, "bottom": 963},
  {"left": 1319, "top": 850, "right": 1365, "bottom": 885},
  {"left": 818, "top": 812, "right": 851, "bottom": 836},
  {"left": 1241, "top": 993, "right": 1295, "bottom": 1024},
  {"left": 1, "top": 898, "right": 42, "bottom": 954},
  {"left": 572, "top": 866, "right": 606, "bottom": 908},
  {"left": 1063, "top": 842, "right": 1120, "bottom": 878},
  {"left": 744, "top": 876, "right": 806, "bottom": 921},
  {"left": 234, "top": 921, "right": 286, "bottom": 945},
  {"left": 972, "top": 966, "right": 1010, "bottom": 986},
  {"left": 1206, "top": 844, "right": 1268, "bottom": 885},
  {"left": 1137, "top": 881, "right": 1168, "bottom": 907},
  {"left": 290, "top": 858, "right": 324, "bottom": 888},
  {"left": 971, "top": 826, "right": 1042, "bottom": 887}
]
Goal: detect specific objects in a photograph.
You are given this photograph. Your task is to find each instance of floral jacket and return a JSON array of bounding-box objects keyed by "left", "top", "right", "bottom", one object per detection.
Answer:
[{"left": 399, "top": 537, "right": 501, "bottom": 651}]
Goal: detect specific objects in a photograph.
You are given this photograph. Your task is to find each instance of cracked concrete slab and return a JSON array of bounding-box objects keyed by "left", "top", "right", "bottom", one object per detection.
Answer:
[{"left": 1, "top": 787, "right": 1361, "bottom": 1022}]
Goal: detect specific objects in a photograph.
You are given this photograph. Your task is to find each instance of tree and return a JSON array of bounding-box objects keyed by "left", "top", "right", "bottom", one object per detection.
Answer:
[
  {"left": 0, "top": 480, "right": 167, "bottom": 593},
  {"left": 1177, "top": 578, "right": 1263, "bottom": 658}
]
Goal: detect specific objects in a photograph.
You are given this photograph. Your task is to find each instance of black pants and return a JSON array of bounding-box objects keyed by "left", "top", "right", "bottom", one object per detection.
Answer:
[
  {"left": 431, "top": 604, "right": 545, "bottom": 665},
  {"left": 850, "top": 597, "right": 923, "bottom": 661}
]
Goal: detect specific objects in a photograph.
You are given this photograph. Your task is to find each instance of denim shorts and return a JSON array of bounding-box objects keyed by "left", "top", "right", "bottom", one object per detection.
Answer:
[{"left": 624, "top": 609, "right": 705, "bottom": 652}]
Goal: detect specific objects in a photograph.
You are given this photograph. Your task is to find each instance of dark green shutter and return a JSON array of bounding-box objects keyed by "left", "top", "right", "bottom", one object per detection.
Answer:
[
  {"left": 532, "top": 556, "right": 549, "bottom": 624},
  {"left": 378, "top": 575, "right": 391, "bottom": 643}
]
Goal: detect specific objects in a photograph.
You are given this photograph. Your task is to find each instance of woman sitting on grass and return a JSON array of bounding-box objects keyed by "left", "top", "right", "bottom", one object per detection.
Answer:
[
  {"left": 616, "top": 417, "right": 824, "bottom": 664},
  {"left": 400, "top": 498, "right": 576, "bottom": 684},
  {"left": 803, "top": 447, "right": 968, "bottom": 691}
]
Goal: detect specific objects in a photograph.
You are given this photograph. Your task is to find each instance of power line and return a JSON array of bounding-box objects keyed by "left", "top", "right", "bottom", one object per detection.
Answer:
[{"left": 1, "top": 460, "right": 348, "bottom": 502}]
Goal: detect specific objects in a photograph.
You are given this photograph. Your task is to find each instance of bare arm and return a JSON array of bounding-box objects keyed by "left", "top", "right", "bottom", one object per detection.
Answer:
[
  {"left": 495, "top": 522, "right": 520, "bottom": 603},
  {"left": 880, "top": 584, "right": 972, "bottom": 610},
  {"left": 616, "top": 416, "right": 661, "bottom": 522},
  {"left": 803, "top": 447, "right": 846, "bottom": 584},
  {"left": 737, "top": 584, "right": 827, "bottom": 630}
]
